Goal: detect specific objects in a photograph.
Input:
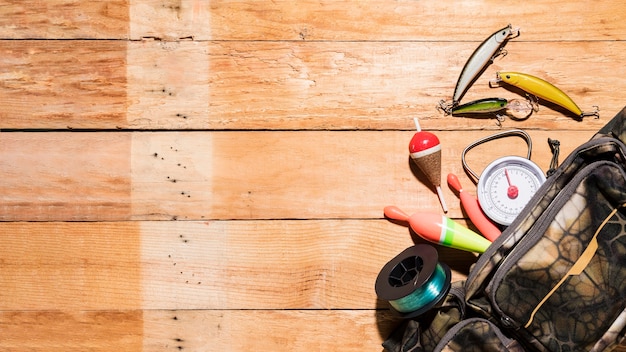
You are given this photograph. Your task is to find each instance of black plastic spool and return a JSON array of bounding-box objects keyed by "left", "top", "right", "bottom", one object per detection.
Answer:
[{"left": 375, "top": 244, "right": 452, "bottom": 319}]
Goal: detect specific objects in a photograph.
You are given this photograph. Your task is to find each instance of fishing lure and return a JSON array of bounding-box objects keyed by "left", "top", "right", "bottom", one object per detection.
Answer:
[
  {"left": 450, "top": 97, "right": 534, "bottom": 125},
  {"left": 491, "top": 71, "right": 599, "bottom": 119},
  {"left": 439, "top": 24, "right": 520, "bottom": 113}
]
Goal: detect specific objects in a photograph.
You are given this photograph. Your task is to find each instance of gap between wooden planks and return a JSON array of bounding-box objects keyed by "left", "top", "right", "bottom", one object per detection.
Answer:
[{"left": 0, "top": 130, "right": 594, "bottom": 221}]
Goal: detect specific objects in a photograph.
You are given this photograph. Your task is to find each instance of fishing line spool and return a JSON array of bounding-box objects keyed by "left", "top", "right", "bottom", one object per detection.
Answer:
[{"left": 375, "top": 244, "right": 451, "bottom": 318}]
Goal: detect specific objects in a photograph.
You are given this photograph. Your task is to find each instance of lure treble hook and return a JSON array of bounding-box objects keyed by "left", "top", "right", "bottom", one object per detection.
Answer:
[
  {"left": 437, "top": 99, "right": 456, "bottom": 115},
  {"left": 581, "top": 106, "right": 600, "bottom": 119},
  {"left": 493, "top": 48, "right": 508, "bottom": 62},
  {"left": 489, "top": 73, "right": 503, "bottom": 88}
]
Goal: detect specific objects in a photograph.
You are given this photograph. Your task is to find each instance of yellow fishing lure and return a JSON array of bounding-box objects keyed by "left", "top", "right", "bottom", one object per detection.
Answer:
[{"left": 492, "top": 72, "right": 599, "bottom": 119}]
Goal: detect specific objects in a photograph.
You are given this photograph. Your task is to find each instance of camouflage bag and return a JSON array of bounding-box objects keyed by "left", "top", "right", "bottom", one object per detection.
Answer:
[{"left": 383, "top": 107, "right": 626, "bottom": 352}]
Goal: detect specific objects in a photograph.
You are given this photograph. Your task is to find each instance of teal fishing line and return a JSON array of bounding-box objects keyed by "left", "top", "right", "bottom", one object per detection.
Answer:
[
  {"left": 375, "top": 245, "right": 452, "bottom": 318},
  {"left": 388, "top": 263, "right": 448, "bottom": 313}
]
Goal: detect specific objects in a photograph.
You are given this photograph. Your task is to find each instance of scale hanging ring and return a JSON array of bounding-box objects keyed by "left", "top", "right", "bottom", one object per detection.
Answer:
[{"left": 462, "top": 129, "right": 533, "bottom": 183}]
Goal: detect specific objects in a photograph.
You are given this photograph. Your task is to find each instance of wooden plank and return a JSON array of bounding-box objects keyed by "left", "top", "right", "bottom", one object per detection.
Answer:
[
  {"left": 0, "top": 0, "right": 129, "bottom": 39},
  {"left": 0, "top": 40, "right": 128, "bottom": 129},
  {"left": 2, "top": 1, "right": 625, "bottom": 41},
  {"left": 0, "top": 222, "right": 141, "bottom": 310},
  {"left": 0, "top": 309, "right": 397, "bottom": 351},
  {"left": 0, "top": 132, "right": 131, "bottom": 221},
  {"left": 198, "top": 0, "right": 626, "bottom": 42},
  {"left": 0, "top": 130, "right": 594, "bottom": 221},
  {"left": 126, "top": 39, "right": 209, "bottom": 130},
  {"left": 0, "top": 220, "right": 473, "bottom": 310},
  {"left": 139, "top": 220, "right": 477, "bottom": 310},
  {"left": 0, "top": 311, "right": 143, "bottom": 351},
  {"left": 142, "top": 309, "right": 399, "bottom": 351},
  {"left": 3, "top": 309, "right": 624, "bottom": 351},
  {"left": 2, "top": 40, "right": 624, "bottom": 130},
  {"left": 198, "top": 40, "right": 620, "bottom": 130},
  {"left": 2, "top": 309, "right": 624, "bottom": 351}
]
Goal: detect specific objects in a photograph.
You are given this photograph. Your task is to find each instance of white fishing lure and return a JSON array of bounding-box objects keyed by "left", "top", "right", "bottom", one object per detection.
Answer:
[{"left": 439, "top": 24, "right": 519, "bottom": 113}]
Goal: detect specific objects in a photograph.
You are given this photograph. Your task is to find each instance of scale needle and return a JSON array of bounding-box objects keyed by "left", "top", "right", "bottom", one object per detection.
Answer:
[{"left": 504, "top": 168, "right": 519, "bottom": 199}]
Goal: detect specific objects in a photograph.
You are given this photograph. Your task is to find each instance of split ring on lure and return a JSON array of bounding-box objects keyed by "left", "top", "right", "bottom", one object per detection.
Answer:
[
  {"left": 439, "top": 24, "right": 520, "bottom": 114},
  {"left": 450, "top": 97, "right": 534, "bottom": 125},
  {"left": 490, "top": 71, "right": 600, "bottom": 119}
]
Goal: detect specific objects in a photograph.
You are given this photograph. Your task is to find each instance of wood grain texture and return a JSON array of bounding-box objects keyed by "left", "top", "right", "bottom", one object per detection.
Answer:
[
  {"left": 0, "top": 222, "right": 141, "bottom": 310},
  {"left": 2, "top": 309, "right": 624, "bottom": 351},
  {"left": 0, "top": 0, "right": 129, "bottom": 39},
  {"left": 2, "top": 40, "right": 625, "bottom": 129},
  {"left": 2, "top": 1, "right": 625, "bottom": 351},
  {"left": 0, "top": 310, "right": 143, "bottom": 351},
  {"left": 142, "top": 309, "right": 400, "bottom": 351},
  {"left": 0, "top": 220, "right": 472, "bottom": 310},
  {"left": 0, "top": 130, "right": 594, "bottom": 221},
  {"left": 0, "top": 309, "right": 397, "bottom": 351},
  {"left": 138, "top": 219, "right": 474, "bottom": 310},
  {"left": 2, "top": 1, "right": 625, "bottom": 41},
  {"left": 0, "top": 132, "right": 131, "bottom": 221},
  {"left": 0, "top": 40, "right": 127, "bottom": 129}
]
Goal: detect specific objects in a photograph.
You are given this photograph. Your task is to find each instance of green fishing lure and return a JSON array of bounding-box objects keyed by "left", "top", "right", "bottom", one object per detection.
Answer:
[{"left": 450, "top": 97, "right": 534, "bottom": 125}]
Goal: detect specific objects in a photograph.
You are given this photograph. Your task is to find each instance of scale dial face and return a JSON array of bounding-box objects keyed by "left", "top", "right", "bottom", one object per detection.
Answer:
[{"left": 477, "top": 156, "right": 546, "bottom": 226}]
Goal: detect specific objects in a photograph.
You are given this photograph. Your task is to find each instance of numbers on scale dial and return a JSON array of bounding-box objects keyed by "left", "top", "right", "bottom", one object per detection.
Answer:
[{"left": 483, "top": 163, "right": 542, "bottom": 223}]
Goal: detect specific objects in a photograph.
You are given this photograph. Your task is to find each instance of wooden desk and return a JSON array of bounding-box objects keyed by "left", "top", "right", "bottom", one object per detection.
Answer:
[{"left": 0, "top": 1, "right": 624, "bottom": 350}]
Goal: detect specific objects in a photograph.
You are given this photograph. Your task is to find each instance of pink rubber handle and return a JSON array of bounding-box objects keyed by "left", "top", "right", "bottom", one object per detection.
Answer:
[{"left": 447, "top": 173, "right": 501, "bottom": 242}]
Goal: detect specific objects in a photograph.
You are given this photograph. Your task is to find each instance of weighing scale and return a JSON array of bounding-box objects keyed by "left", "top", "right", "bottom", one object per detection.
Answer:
[{"left": 462, "top": 130, "right": 546, "bottom": 226}]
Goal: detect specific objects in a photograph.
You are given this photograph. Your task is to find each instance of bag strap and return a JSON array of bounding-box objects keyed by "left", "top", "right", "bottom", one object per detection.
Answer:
[{"left": 597, "top": 106, "right": 626, "bottom": 141}]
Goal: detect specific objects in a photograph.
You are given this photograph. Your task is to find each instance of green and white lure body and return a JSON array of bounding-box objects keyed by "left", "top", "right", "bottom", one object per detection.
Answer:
[
  {"left": 452, "top": 97, "right": 508, "bottom": 115},
  {"left": 451, "top": 97, "right": 534, "bottom": 125}
]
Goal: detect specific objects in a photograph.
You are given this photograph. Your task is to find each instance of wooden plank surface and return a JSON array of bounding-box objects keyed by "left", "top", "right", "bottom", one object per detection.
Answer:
[
  {"left": 0, "top": 220, "right": 475, "bottom": 310},
  {"left": 0, "top": 0, "right": 129, "bottom": 39},
  {"left": 1, "top": 40, "right": 624, "bottom": 130},
  {"left": 0, "top": 310, "right": 143, "bottom": 351},
  {"left": 0, "top": 310, "right": 397, "bottom": 352},
  {"left": 0, "top": 130, "right": 593, "bottom": 221},
  {"left": 1, "top": 1, "right": 625, "bottom": 41},
  {"left": 0, "top": 40, "right": 128, "bottom": 129},
  {"left": 1, "top": 1, "right": 625, "bottom": 351}
]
